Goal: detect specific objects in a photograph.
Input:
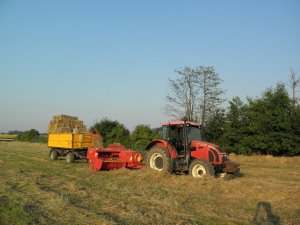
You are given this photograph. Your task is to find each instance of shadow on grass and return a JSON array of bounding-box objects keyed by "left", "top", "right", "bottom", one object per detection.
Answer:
[{"left": 253, "top": 201, "right": 281, "bottom": 225}]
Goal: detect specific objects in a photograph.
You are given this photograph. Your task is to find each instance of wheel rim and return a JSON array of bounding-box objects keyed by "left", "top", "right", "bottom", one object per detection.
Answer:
[
  {"left": 149, "top": 153, "right": 164, "bottom": 171},
  {"left": 192, "top": 164, "right": 207, "bottom": 178}
]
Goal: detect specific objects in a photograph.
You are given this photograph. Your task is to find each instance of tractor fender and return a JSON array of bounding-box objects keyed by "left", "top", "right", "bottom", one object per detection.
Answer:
[{"left": 145, "top": 140, "right": 177, "bottom": 158}]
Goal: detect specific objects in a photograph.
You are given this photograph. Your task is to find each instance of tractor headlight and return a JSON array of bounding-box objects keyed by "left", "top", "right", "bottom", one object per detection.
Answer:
[
  {"left": 137, "top": 154, "right": 142, "bottom": 162},
  {"left": 221, "top": 153, "right": 228, "bottom": 161},
  {"left": 134, "top": 153, "right": 142, "bottom": 162}
]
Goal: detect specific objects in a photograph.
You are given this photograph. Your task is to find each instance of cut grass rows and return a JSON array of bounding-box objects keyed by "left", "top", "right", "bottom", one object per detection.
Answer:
[{"left": 0, "top": 142, "right": 299, "bottom": 225}]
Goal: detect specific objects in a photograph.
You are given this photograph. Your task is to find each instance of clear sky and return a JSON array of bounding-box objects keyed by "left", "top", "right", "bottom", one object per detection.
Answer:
[{"left": 0, "top": 0, "right": 299, "bottom": 133}]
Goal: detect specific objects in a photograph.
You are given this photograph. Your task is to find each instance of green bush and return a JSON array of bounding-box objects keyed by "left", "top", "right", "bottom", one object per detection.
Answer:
[
  {"left": 15, "top": 129, "right": 48, "bottom": 143},
  {"left": 206, "top": 84, "right": 300, "bottom": 156},
  {"left": 90, "top": 118, "right": 130, "bottom": 147},
  {"left": 130, "top": 125, "right": 159, "bottom": 151}
]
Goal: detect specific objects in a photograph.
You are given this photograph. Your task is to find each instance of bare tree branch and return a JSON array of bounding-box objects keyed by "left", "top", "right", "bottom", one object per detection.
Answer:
[
  {"left": 163, "top": 66, "right": 226, "bottom": 125},
  {"left": 288, "top": 67, "right": 300, "bottom": 107}
]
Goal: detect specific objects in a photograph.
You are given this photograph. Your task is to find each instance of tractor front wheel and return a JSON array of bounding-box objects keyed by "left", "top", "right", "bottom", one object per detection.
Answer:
[
  {"left": 189, "top": 159, "right": 215, "bottom": 178},
  {"left": 146, "top": 147, "right": 172, "bottom": 173}
]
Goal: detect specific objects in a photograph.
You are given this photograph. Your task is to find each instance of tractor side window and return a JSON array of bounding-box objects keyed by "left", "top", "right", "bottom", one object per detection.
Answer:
[
  {"left": 161, "top": 126, "right": 168, "bottom": 140},
  {"left": 169, "top": 126, "right": 182, "bottom": 142},
  {"left": 169, "top": 126, "right": 184, "bottom": 153}
]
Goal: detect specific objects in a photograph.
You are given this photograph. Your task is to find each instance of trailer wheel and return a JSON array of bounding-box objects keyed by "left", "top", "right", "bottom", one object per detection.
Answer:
[
  {"left": 66, "top": 152, "right": 75, "bottom": 163},
  {"left": 146, "top": 147, "right": 172, "bottom": 173},
  {"left": 189, "top": 159, "right": 215, "bottom": 178},
  {"left": 50, "top": 150, "right": 58, "bottom": 160}
]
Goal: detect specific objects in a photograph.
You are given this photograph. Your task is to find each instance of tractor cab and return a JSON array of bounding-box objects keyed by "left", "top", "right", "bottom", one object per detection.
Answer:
[{"left": 161, "top": 121, "right": 202, "bottom": 156}]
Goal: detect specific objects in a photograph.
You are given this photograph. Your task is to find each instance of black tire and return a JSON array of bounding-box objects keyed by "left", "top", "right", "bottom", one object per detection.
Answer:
[
  {"left": 146, "top": 147, "right": 172, "bottom": 173},
  {"left": 66, "top": 152, "right": 75, "bottom": 163},
  {"left": 50, "top": 150, "right": 58, "bottom": 160},
  {"left": 189, "top": 159, "right": 215, "bottom": 178}
]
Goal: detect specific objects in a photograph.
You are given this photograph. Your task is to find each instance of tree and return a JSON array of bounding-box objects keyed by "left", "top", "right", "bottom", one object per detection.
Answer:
[
  {"left": 90, "top": 118, "right": 130, "bottom": 147},
  {"left": 164, "top": 67, "right": 199, "bottom": 121},
  {"left": 219, "top": 84, "right": 300, "bottom": 156},
  {"left": 203, "top": 108, "right": 226, "bottom": 144},
  {"left": 164, "top": 66, "right": 225, "bottom": 126},
  {"left": 246, "top": 84, "right": 296, "bottom": 155},
  {"left": 290, "top": 107, "right": 300, "bottom": 155},
  {"left": 221, "top": 97, "right": 252, "bottom": 154},
  {"left": 130, "top": 125, "right": 160, "bottom": 151},
  {"left": 221, "top": 84, "right": 300, "bottom": 156},
  {"left": 16, "top": 129, "right": 40, "bottom": 142},
  {"left": 107, "top": 124, "right": 130, "bottom": 148},
  {"left": 287, "top": 67, "right": 300, "bottom": 107},
  {"left": 196, "top": 66, "right": 226, "bottom": 126},
  {"left": 8, "top": 130, "right": 23, "bottom": 135}
]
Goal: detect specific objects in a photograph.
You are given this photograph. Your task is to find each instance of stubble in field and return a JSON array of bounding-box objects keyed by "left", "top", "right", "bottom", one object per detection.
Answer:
[{"left": 0, "top": 142, "right": 299, "bottom": 225}]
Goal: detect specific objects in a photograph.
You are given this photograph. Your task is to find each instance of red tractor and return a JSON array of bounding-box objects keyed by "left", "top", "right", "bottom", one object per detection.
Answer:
[{"left": 145, "top": 121, "right": 240, "bottom": 178}]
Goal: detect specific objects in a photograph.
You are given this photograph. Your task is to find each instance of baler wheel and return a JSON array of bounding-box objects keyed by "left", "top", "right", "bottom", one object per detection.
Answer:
[
  {"left": 189, "top": 159, "right": 214, "bottom": 178},
  {"left": 146, "top": 147, "right": 172, "bottom": 173},
  {"left": 66, "top": 152, "right": 75, "bottom": 163},
  {"left": 50, "top": 150, "right": 58, "bottom": 160}
]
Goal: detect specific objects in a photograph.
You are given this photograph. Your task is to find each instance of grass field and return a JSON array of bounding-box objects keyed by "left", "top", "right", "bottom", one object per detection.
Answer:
[
  {"left": 0, "top": 134, "right": 17, "bottom": 139},
  {"left": 0, "top": 142, "right": 299, "bottom": 225}
]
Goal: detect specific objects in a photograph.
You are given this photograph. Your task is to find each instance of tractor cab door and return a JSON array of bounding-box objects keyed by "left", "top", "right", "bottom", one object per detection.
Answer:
[{"left": 168, "top": 125, "right": 185, "bottom": 156}]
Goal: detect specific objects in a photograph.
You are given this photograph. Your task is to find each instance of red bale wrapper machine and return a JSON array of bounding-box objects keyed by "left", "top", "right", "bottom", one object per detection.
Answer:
[{"left": 87, "top": 144, "right": 144, "bottom": 172}]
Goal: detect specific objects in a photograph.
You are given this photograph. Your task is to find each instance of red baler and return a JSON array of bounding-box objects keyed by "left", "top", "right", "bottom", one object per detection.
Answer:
[{"left": 87, "top": 144, "right": 143, "bottom": 172}]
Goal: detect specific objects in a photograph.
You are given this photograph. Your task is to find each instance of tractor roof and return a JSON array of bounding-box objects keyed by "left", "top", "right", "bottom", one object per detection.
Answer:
[{"left": 161, "top": 121, "right": 201, "bottom": 127}]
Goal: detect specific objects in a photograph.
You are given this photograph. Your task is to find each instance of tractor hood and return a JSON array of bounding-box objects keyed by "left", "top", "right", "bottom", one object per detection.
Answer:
[
  {"left": 189, "top": 140, "right": 228, "bottom": 166},
  {"left": 190, "top": 140, "right": 228, "bottom": 157},
  {"left": 190, "top": 140, "right": 223, "bottom": 152}
]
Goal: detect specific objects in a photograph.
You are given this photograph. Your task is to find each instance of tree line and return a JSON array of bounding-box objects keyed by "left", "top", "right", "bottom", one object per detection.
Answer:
[
  {"left": 12, "top": 66, "right": 300, "bottom": 156},
  {"left": 165, "top": 66, "right": 300, "bottom": 156},
  {"left": 90, "top": 118, "right": 159, "bottom": 151},
  {"left": 14, "top": 129, "right": 48, "bottom": 143}
]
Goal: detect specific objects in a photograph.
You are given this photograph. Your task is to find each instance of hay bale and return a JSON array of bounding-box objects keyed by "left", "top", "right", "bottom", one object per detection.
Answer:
[
  {"left": 92, "top": 134, "right": 104, "bottom": 148},
  {"left": 48, "top": 114, "right": 89, "bottom": 134}
]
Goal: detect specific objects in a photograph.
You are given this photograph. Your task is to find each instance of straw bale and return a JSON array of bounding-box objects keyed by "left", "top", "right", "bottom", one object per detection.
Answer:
[
  {"left": 92, "top": 134, "right": 104, "bottom": 148},
  {"left": 48, "top": 114, "right": 89, "bottom": 134}
]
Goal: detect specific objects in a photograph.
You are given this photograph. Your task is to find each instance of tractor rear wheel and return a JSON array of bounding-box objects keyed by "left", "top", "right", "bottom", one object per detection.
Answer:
[
  {"left": 146, "top": 147, "right": 172, "bottom": 173},
  {"left": 66, "top": 152, "right": 75, "bottom": 163},
  {"left": 50, "top": 150, "right": 58, "bottom": 160},
  {"left": 189, "top": 159, "right": 215, "bottom": 178}
]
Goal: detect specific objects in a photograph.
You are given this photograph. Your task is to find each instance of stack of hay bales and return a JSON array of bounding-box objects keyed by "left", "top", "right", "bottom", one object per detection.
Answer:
[{"left": 48, "top": 114, "right": 89, "bottom": 134}]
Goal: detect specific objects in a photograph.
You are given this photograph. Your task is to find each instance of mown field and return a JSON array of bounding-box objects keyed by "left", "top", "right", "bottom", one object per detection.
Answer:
[
  {"left": 0, "top": 134, "right": 17, "bottom": 139},
  {"left": 0, "top": 142, "right": 299, "bottom": 225}
]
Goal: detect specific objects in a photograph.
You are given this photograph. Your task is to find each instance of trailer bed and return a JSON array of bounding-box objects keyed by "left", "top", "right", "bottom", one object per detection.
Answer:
[{"left": 48, "top": 133, "right": 93, "bottom": 149}]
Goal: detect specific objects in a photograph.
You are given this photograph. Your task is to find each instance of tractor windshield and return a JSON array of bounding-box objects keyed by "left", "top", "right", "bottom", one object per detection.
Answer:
[{"left": 186, "top": 126, "right": 202, "bottom": 142}]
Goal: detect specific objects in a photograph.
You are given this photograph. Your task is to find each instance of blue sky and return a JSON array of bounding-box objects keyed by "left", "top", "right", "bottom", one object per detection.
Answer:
[{"left": 0, "top": 0, "right": 299, "bottom": 132}]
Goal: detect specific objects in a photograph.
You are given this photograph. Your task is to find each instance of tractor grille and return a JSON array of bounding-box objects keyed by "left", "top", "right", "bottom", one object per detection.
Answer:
[{"left": 209, "top": 148, "right": 220, "bottom": 163}]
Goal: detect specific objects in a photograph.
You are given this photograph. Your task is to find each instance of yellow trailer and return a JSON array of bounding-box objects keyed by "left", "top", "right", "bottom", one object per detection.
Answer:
[
  {"left": 48, "top": 133, "right": 93, "bottom": 163},
  {"left": 48, "top": 133, "right": 93, "bottom": 149}
]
